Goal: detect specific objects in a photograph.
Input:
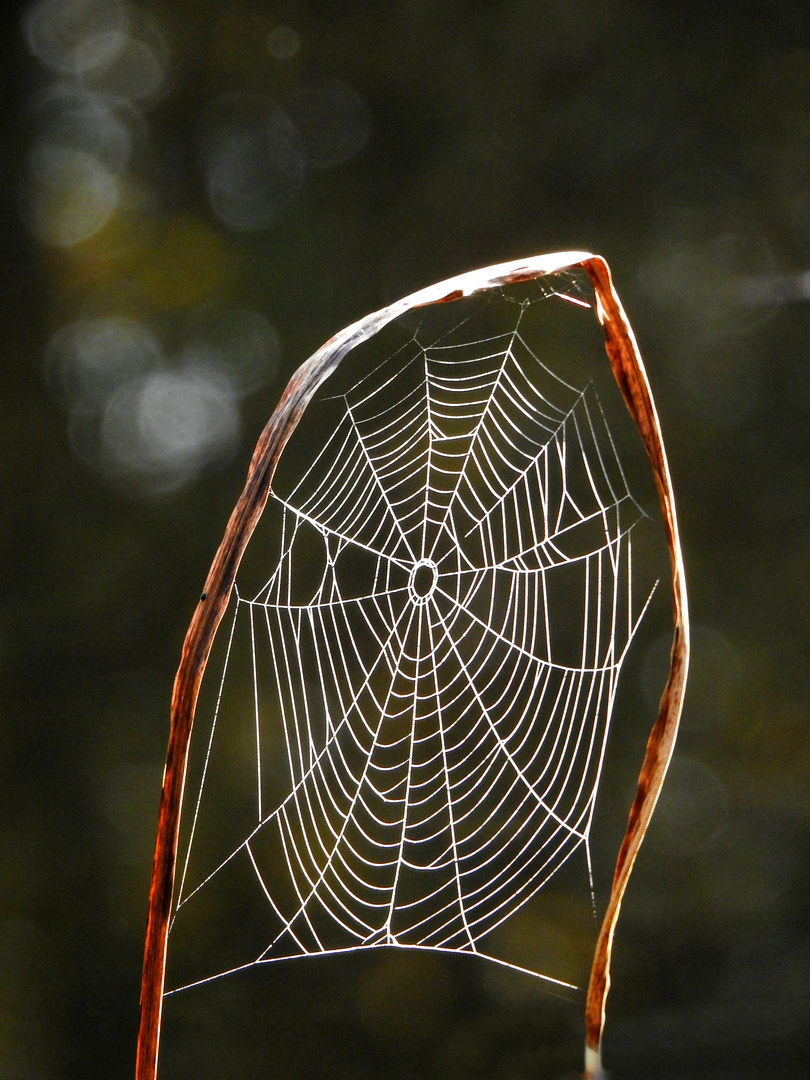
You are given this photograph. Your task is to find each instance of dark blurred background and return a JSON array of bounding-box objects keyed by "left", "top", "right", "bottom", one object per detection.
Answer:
[{"left": 2, "top": 1, "right": 810, "bottom": 1078}]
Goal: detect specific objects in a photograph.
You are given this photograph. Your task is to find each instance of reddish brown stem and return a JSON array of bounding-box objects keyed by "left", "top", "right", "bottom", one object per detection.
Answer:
[
  {"left": 135, "top": 366, "right": 329, "bottom": 1080},
  {"left": 581, "top": 257, "right": 690, "bottom": 1078},
  {"left": 135, "top": 253, "right": 688, "bottom": 1080}
]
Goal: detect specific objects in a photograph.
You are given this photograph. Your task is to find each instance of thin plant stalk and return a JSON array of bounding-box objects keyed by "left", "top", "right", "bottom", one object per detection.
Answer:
[{"left": 135, "top": 252, "right": 689, "bottom": 1080}]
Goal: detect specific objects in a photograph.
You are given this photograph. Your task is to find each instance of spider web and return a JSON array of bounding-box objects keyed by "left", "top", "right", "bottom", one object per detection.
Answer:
[{"left": 168, "top": 291, "right": 652, "bottom": 995}]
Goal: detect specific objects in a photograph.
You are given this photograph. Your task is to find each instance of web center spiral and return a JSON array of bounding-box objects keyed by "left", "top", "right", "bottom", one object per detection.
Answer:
[{"left": 408, "top": 558, "right": 438, "bottom": 605}]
